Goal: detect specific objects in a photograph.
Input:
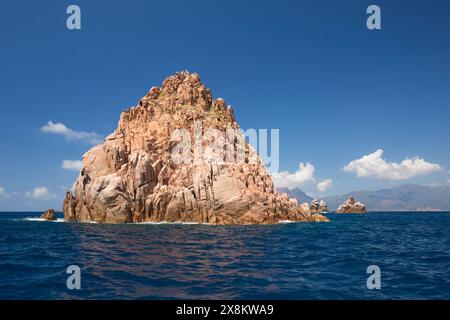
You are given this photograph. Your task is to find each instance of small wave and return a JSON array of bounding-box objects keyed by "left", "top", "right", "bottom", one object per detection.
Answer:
[
  {"left": 278, "top": 220, "right": 297, "bottom": 224},
  {"left": 23, "top": 218, "right": 65, "bottom": 222}
]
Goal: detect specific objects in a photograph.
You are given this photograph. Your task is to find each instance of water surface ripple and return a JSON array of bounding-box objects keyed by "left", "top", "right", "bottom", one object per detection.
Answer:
[{"left": 0, "top": 212, "right": 449, "bottom": 299}]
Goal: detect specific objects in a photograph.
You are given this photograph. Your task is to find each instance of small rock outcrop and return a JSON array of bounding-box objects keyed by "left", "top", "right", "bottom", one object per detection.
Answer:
[
  {"left": 41, "top": 209, "right": 57, "bottom": 221},
  {"left": 310, "top": 199, "right": 328, "bottom": 214},
  {"left": 63, "top": 72, "right": 328, "bottom": 224},
  {"left": 336, "top": 196, "right": 367, "bottom": 213}
]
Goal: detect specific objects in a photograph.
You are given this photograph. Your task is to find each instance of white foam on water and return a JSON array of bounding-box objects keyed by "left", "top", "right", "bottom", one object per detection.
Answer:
[
  {"left": 136, "top": 221, "right": 209, "bottom": 225},
  {"left": 23, "top": 217, "right": 65, "bottom": 222},
  {"left": 19, "top": 218, "right": 203, "bottom": 225},
  {"left": 18, "top": 217, "right": 297, "bottom": 225}
]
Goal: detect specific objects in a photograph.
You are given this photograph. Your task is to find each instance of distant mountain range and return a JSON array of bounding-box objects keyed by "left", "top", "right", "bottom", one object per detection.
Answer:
[{"left": 278, "top": 185, "right": 450, "bottom": 212}]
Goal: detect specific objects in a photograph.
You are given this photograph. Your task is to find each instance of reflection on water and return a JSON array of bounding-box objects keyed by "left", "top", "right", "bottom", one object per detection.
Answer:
[
  {"left": 1, "top": 212, "right": 450, "bottom": 299},
  {"left": 68, "top": 224, "right": 282, "bottom": 299}
]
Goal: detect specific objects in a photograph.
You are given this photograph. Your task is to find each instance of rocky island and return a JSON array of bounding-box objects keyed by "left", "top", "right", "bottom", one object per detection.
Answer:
[
  {"left": 41, "top": 209, "right": 57, "bottom": 221},
  {"left": 336, "top": 196, "right": 367, "bottom": 213},
  {"left": 63, "top": 72, "right": 328, "bottom": 224}
]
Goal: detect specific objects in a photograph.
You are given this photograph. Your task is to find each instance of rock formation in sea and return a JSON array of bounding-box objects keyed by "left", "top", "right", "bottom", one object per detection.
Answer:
[
  {"left": 63, "top": 71, "right": 328, "bottom": 224},
  {"left": 41, "top": 209, "right": 57, "bottom": 221},
  {"left": 336, "top": 196, "right": 367, "bottom": 213},
  {"left": 310, "top": 199, "right": 328, "bottom": 214}
]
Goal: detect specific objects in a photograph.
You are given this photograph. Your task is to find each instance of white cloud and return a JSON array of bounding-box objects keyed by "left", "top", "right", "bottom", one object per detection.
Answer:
[
  {"left": 423, "top": 179, "right": 450, "bottom": 187},
  {"left": 62, "top": 160, "right": 83, "bottom": 171},
  {"left": 0, "top": 186, "right": 8, "bottom": 199},
  {"left": 41, "top": 121, "right": 103, "bottom": 145},
  {"left": 26, "top": 186, "right": 57, "bottom": 200},
  {"left": 317, "top": 179, "right": 333, "bottom": 192},
  {"left": 272, "top": 162, "right": 316, "bottom": 190},
  {"left": 423, "top": 182, "right": 442, "bottom": 188},
  {"left": 343, "top": 149, "right": 442, "bottom": 180}
]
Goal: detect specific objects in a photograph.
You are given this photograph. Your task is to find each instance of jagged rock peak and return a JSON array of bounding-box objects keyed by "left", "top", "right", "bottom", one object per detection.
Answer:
[
  {"left": 137, "top": 71, "right": 234, "bottom": 118},
  {"left": 310, "top": 199, "right": 328, "bottom": 214}
]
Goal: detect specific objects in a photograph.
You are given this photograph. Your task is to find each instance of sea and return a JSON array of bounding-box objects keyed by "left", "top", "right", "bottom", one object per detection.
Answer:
[{"left": 0, "top": 211, "right": 449, "bottom": 300}]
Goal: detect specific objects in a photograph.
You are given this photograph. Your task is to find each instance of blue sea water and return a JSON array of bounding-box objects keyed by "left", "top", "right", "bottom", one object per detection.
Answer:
[{"left": 0, "top": 212, "right": 449, "bottom": 300}]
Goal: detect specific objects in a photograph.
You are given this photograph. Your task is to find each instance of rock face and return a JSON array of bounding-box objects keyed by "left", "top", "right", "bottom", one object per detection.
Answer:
[
  {"left": 336, "top": 196, "right": 367, "bottom": 213},
  {"left": 63, "top": 71, "right": 328, "bottom": 224},
  {"left": 41, "top": 209, "right": 57, "bottom": 221},
  {"left": 310, "top": 199, "right": 328, "bottom": 214}
]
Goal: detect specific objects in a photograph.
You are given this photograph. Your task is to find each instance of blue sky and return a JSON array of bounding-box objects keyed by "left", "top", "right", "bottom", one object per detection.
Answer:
[{"left": 1, "top": 0, "right": 450, "bottom": 210}]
